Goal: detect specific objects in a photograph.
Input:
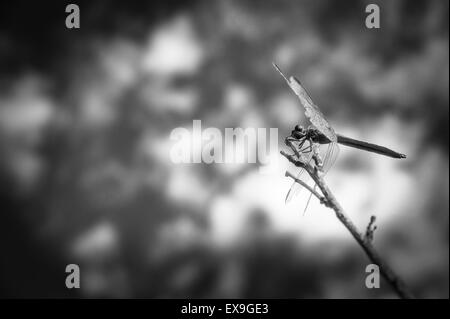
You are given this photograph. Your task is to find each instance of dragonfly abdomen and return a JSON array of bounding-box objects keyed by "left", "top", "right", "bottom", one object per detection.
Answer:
[{"left": 336, "top": 135, "right": 406, "bottom": 159}]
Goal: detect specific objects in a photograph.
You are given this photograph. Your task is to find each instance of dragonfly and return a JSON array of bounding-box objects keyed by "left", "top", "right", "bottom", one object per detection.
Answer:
[{"left": 273, "top": 63, "right": 406, "bottom": 205}]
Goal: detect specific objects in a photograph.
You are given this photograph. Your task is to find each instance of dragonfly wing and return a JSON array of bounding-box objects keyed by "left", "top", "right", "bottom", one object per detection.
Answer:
[
  {"left": 286, "top": 143, "right": 339, "bottom": 205},
  {"left": 288, "top": 76, "right": 337, "bottom": 143},
  {"left": 300, "top": 144, "right": 339, "bottom": 213},
  {"left": 285, "top": 150, "right": 314, "bottom": 203},
  {"left": 272, "top": 64, "right": 336, "bottom": 142},
  {"left": 303, "top": 185, "right": 315, "bottom": 215},
  {"left": 322, "top": 141, "right": 340, "bottom": 174}
]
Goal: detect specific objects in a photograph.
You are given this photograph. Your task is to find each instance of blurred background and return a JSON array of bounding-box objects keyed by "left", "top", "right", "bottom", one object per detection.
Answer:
[{"left": 0, "top": 0, "right": 448, "bottom": 298}]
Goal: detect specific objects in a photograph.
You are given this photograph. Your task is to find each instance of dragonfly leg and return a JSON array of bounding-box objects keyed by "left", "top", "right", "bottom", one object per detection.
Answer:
[
  {"left": 285, "top": 136, "right": 303, "bottom": 158},
  {"left": 285, "top": 137, "right": 297, "bottom": 146},
  {"left": 300, "top": 141, "right": 312, "bottom": 153},
  {"left": 285, "top": 132, "right": 318, "bottom": 165}
]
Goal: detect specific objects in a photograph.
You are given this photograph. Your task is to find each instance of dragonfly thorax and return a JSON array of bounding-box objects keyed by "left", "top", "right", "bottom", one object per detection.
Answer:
[{"left": 292, "top": 125, "right": 332, "bottom": 144}]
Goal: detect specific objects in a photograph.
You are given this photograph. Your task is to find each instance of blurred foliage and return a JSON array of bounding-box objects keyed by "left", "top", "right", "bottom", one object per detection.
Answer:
[{"left": 0, "top": 0, "right": 448, "bottom": 298}]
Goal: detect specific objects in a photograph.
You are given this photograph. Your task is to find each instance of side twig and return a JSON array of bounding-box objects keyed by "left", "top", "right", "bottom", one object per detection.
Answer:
[
  {"left": 364, "top": 215, "right": 377, "bottom": 243},
  {"left": 281, "top": 150, "right": 415, "bottom": 299}
]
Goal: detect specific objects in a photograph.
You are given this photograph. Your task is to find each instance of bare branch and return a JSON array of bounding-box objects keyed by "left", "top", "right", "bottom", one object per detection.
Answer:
[
  {"left": 281, "top": 141, "right": 415, "bottom": 299},
  {"left": 280, "top": 150, "right": 306, "bottom": 168},
  {"left": 285, "top": 138, "right": 301, "bottom": 158}
]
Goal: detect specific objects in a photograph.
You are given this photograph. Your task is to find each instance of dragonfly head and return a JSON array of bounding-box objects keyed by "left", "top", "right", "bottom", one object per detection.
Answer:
[{"left": 292, "top": 125, "right": 306, "bottom": 139}]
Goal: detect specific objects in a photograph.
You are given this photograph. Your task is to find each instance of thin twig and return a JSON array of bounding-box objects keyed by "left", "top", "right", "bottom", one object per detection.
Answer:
[{"left": 281, "top": 149, "right": 415, "bottom": 299}]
